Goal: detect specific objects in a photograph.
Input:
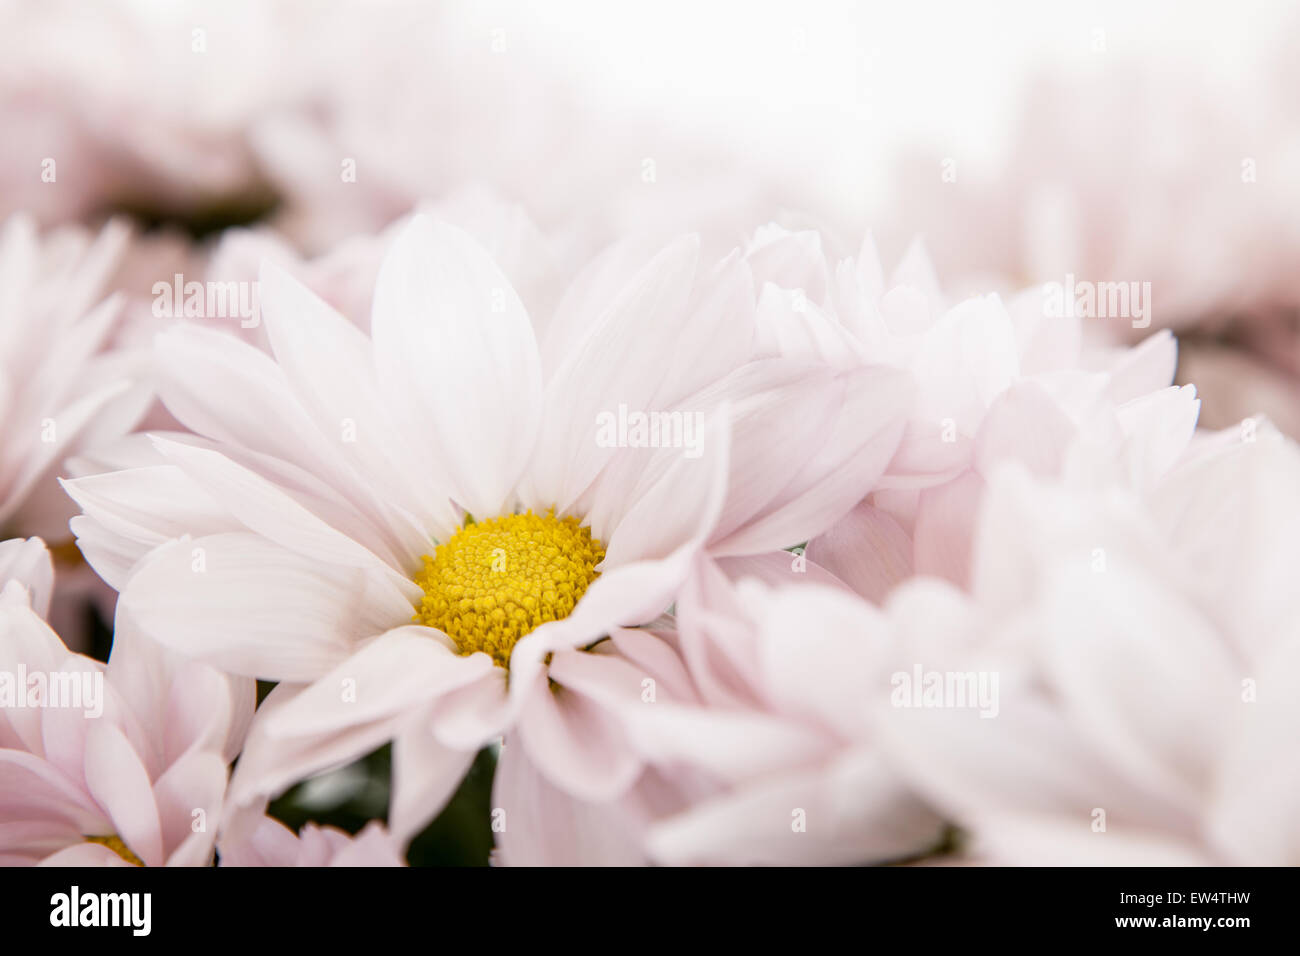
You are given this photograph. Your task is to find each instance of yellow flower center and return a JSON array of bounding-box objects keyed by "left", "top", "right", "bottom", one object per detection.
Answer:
[
  {"left": 413, "top": 511, "right": 605, "bottom": 668},
  {"left": 85, "top": 834, "right": 144, "bottom": 866}
]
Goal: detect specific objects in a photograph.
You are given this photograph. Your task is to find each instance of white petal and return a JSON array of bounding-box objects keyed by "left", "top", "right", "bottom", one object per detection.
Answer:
[
  {"left": 527, "top": 236, "right": 699, "bottom": 513},
  {"left": 371, "top": 215, "right": 541, "bottom": 519},
  {"left": 119, "top": 534, "right": 411, "bottom": 682}
]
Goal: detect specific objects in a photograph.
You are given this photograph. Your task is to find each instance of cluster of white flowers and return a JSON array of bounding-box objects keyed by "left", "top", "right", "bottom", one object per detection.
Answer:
[{"left": 1, "top": 0, "right": 1297, "bottom": 868}]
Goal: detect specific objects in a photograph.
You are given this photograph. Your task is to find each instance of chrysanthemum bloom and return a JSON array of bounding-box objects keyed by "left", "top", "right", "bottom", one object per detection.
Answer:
[
  {"left": 0, "top": 215, "right": 152, "bottom": 645},
  {"left": 67, "top": 216, "right": 912, "bottom": 843},
  {"left": 219, "top": 819, "right": 403, "bottom": 867},
  {"left": 869, "top": 420, "right": 1300, "bottom": 864},
  {"left": 0, "top": 538, "right": 252, "bottom": 866},
  {"left": 739, "top": 224, "right": 1189, "bottom": 596}
]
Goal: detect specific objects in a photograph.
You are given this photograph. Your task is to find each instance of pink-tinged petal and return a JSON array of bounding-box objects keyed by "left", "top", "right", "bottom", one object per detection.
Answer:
[
  {"left": 973, "top": 381, "right": 1076, "bottom": 480},
  {"left": 222, "top": 817, "right": 404, "bottom": 867},
  {"left": 371, "top": 216, "right": 541, "bottom": 520},
  {"left": 872, "top": 674, "right": 1183, "bottom": 836},
  {"left": 914, "top": 294, "right": 1020, "bottom": 411},
  {"left": 0, "top": 379, "right": 134, "bottom": 526},
  {"left": 258, "top": 628, "right": 494, "bottom": 738},
  {"left": 426, "top": 667, "right": 510, "bottom": 751},
  {"left": 64, "top": 518, "right": 140, "bottom": 600},
  {"left": 227, "top": 628, "right": 495, "bottom": 818},
  {"left": 716, "top": 550, "right": 853, "bottom": 593},
  {"left": 330, "top": 822, "right": 406, "bottom": 867},
  {"left": 1149, "top": 431, "right": 1300, "bottom": 667},
  {"left": 517, "top": 650, "right": 643, "bottom": 802},
  {"left": 1206, "top": 640, "right": 1300, "bottom": 865},
  {"left": 884, "top": 419, "right": 973, "bottom": 482},
  {"left": 492, "top": 736, "right": 649, "bottom": 866},
  {"left": 33, "top": 293, "right": 123, "bottom": 405},
  {"left": 599, "top": 409, "right": 730, "bottom": 567},
  {"left": 0, "top": 750, "right": 103, "bottom": 833},
  {"left": 539, "top": 234, "right": 673, "bottom": 375},
  {"left": 38, "top": 842, "right": 137, "bottom": 867},
  {"left": 673, "top": 555, "right": 768, "bottom": 708},
  {"left": 37, "top": 659, "right": 105, "bottom": 783},
  {"left": 883, "top": 577, "right": 988, "bottom": 662},
  {"left": 889, "top": 237, "right": 945, "bottom": 308},
  {"left": 854, "top": 232, "right": 886, "bottom": 301},
  {"left": 687, "top": 361, "right": 838, "bottom": 547},
  {"left": 744, "top": 226, "right": 829, "bottom": 305},
  {"left": 753, "top": 283, "right": 865, "bottom": 369},
  {"left": 217, "top": 816, "right": 300, "bottom": 867},
  {"left": 1007, "top": 285, "right": 1081, "bottom": 376},
  {"left": 61, "top": 465, "right": 242, "bottom": 591},
  {"left": 279, "top": 821, "right": 353, "bottom": 865},
  {"left": 967, "top": 468, "right": 1166, "bottom": 621},
  {"left": 911, "top": 469, "right": 985, "bottom": 588},
  {"left": 150, "top": 747, "right": 227, "bottom": 862},
  {"left": 103, "top": 624, "right": 249, "bottom": 773},
  {"left": 646, "top": 750, "right": 943, "bottom": 866},
  {"left": 118, "top": 533, "right": 411, "bottom": 683},
  {"left": 0, "top": 603, "right": 82, "bottom": 755},
  {"left": 1040, "top": 561, "right": 1238, "bottom": 816},
  {"left": 0, "top": 820, "right": 82, "bottom": 864},
  {"left": 879, "top": 284, "right": 932, "bottom": 338},
  {"left": 0, "top": 537, "right": 52, "bottom": 617},
  {"left": 745, "top": 580, "right": 893, "bottom": 740},
  {"left": 528, "top": 236, "right": 700, "bottom": 513},
  {"left": 804, "top": 502, "right": 912, "bottom": 604},
  {"left": 624, "top": 698, "right": 834, "bottom": 785},
  {"left": 608, "top": 628, "right": 700, "bottom": 706},
  {"left": 1105, "top": 329, "right": 1177, "bottom": 403},
  {"left": 714, "top": 365, "right": 912, "bottom": 555},
  {"left": 971, "top": 815, "right": 1211, "bottom": 866},
  {"left": 83, "top": 722, "right": 164, "bottom": 867},
  {"left": 1112, "top": 384, "right": 1200, "bottom": 490},
  {"left": 389, "top": 720, "right": 476, "bottom": 846},
  {"left": 650, "top": 251, "right": 756, "bottom": 408}
]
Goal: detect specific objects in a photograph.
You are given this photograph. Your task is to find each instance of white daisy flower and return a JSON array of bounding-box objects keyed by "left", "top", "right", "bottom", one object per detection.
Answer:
[{"left": 66, "top": 215, "right": 913, "bottom": 843}]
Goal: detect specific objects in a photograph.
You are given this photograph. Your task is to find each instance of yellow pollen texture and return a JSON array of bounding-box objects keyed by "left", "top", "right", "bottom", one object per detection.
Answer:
[
  {"left": 413, "top": 511, "right": 605, "bottom": 668},
  {"left": 85, "top": 834, "right": 145, "bottom": 866}
]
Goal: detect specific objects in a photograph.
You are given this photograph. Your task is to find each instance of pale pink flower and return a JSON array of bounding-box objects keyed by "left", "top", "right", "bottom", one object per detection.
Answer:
[
  {"left": 740, "top": 224, "right": 1186, "bottom": 595},
  {"left": 0, "top": 215, "right": 149, "bottom": 542},
  {"left": 0, "top": 538, "right": 253, "bottom": 866},
  {"left": 870, "top": 421, "right": 1300, "bottom": 864},
  {"left": 0, "top": 215, "right": 153, "bottom": 647}
]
